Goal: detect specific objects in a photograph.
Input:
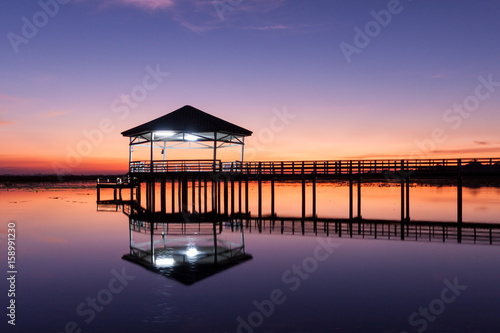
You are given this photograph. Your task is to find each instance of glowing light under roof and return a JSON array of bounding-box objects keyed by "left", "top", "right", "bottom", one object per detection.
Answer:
[
  {"left": 155, "top": 131, "right": 176, "bottom": 137},
  {"left": 185, "top": 134, "right": 199, "bottom": 141}
]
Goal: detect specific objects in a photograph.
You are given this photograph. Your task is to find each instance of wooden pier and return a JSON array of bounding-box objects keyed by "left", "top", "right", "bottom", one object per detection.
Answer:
[
  {"left": 97, "top": 158, "right": 500, "bottom": 233},
  {"left": 97, "top": 106, "right": 500, "bottom": 245}
]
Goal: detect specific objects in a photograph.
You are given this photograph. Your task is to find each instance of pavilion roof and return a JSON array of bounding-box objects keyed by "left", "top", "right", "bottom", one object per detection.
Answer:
[{"left": 121, "top": 105, "right": 252, "bottom": 137}]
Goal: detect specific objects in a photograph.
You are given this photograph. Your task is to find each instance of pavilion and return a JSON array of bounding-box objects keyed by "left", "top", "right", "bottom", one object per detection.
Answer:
[{"left": 121, "top": 105, "right": 253, "bottom": 173}]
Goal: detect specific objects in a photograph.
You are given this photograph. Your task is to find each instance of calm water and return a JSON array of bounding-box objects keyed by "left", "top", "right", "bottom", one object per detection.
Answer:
[{"left": 1, "top": 182, "right": 500, "bottom": 333}]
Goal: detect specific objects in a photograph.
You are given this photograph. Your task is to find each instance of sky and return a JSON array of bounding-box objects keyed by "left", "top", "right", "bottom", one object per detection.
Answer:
[{"left": 1, "top": 0, "right": 500, "bottom": 174}]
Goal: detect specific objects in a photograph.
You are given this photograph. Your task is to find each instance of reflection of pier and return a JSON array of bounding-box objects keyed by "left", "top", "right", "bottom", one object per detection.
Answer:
[
  {"left": 243, "top": 216, "right": 500, "bottom": 245},
  {"left": 116, "top": 201, "right": 252, "bottom": 285}
]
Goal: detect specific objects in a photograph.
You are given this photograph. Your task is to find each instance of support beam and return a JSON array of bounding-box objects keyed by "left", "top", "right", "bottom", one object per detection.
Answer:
[
  {"left": 161, "top": 178, "right": 166, "bottom": 214},
  {"left": 312, "top": 176, "right": 316, "bottom": 219},
  {"left": 357, "top": 176, "right": 361, "bottom": 219},
  {"left": 271, "top": 177, "right": 275, "bottom": 217},
  {"left": 258, "top": 179, "right": 262, "bottom": 219},
  {"left": 171, "top": 178, "right": 175, "bottom": 213},
  {"left": 457, "top": 159, "right": 463, "bottom": 243},
  {"left": 301, "top": 178, "right": 306, "bottom": 220}
]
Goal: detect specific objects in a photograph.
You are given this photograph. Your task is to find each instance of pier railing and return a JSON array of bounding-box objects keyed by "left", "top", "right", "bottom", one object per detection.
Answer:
[{"left": 129, "top": 158, "right": 500, "bottom": 176}]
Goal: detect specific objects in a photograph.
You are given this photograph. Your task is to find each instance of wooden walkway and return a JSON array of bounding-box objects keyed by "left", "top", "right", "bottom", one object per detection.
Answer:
[{"left": 127, "top": 158, "right": 500, "bottom": 179}]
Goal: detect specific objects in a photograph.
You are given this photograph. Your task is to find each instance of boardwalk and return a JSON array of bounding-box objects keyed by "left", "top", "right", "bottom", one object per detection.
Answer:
[{"left": 127, "top": 158, "right": 500, "bottom": 179}]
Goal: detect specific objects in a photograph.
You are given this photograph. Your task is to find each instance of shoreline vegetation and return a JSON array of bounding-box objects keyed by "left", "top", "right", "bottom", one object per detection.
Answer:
[{"left": 1, "top": 174, "right": 500, "bottom": 189}]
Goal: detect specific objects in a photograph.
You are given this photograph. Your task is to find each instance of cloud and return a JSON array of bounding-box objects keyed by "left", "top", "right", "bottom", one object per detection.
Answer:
[
  {"left": 83, "top": 0, "right": 289, "bottom": 32},
  {"left": 473, "top": 140, "right": 489, "bottom": 145},
  {"left": 244, "top": 24, "right": 290, "bottom": 31},
  {"left": 0, "top": 120, "right": 12, "bottom": 126},
  {"left": 108, "top": 0, "right": 175, "bottom": 10},
  {"left": 431, "top": 146, "right": 500, "bottom": 155}
]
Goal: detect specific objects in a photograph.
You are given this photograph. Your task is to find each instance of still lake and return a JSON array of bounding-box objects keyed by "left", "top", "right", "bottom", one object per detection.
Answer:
[{"left": 1, "top": 181, "right": 499, "bottom": 333}]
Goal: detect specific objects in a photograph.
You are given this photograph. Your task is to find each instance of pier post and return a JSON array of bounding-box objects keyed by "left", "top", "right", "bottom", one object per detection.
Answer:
[
  {"left": 182, "top": 178, "right": 188, "bottom": 213},
  {"left": 231, "top": 178, "right": 235, "bottom": 217},
  {"left": 312, "top": 176, "right": 317, "bottom": 219},
  {"left": 224, "top": 177, "right": 229, "bottom": 217},
  {"left": 212, "top": 179, "right": 217, "bottom": 214},
  {"left": 171, "top": 178, "right": 175, "bottom": 213},
  {"left": 177, "top": 179, "right": 182, "bottom": 212},
  {"left": 245, "top": 178, "right": 249, "bottom": 216},
  {"left": 406, "top": 176, "right": 410, "bottom": 221},
  {"left": 271, "top": 177, "right": 275, "bottom": 217},
  {"left": 204, "top": 177, "right": 208, "bottom": 214},
  {"left": 137, "top": 183, "right": 141, "bottom": 206},
  {"left": 349, "top": 178, "right": 353, "bottom": 220},
  {"left": 349, "top": 160, "right": 353, "bottom": 222},
  {"left": 457, "top": 159, "right": 463, "bottom": 243},
  {"left": 301, "top": 178, "right": 306, "bottom": 220},
  {"left": 161, "top": 178, "right": 166, "bottom": 214},
  {"left": 258, "top": 179, "right": 262, "bottom": 219},
  {"left": 217, "top": 177, "right": 221, "bottom": 215},
  {"left": 192, "top": 177, "right": 196, "bottom": 214},
  {"left": 357, "top": 161, "right": 362, "bottom": 220},
  {"left": 400, "top": 161, "right": 405, "bottom": 223},
  {"left": 238, "top": 179, "right": 242, "bottom": 215},
  {"left": 198, "top": 177, "right": 202, "bottom": 214}
]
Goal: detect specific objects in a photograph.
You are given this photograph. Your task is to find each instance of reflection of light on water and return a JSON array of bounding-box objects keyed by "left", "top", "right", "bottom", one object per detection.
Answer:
[
  {"left": 156, "top": 258, "right": 175, "bottom": 267},
  {"left": 186, "top": 247, "right": 199, "bottom": 258}
]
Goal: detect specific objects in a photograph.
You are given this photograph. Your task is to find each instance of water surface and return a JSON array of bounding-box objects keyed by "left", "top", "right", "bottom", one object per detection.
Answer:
[{"left": 1, "top": 183, "right": 499, "bottom": 333}]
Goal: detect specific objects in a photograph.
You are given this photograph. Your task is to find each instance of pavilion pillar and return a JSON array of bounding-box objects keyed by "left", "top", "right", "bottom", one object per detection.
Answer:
[
  {"left": 129, "top": 137, "right": 133, "bottom": 172},
  {"left": 213, "top": 131, "right": 217, "bottom": 172},
  {"left": 240, "top": 137, "right": 245, "bottom": 171},
  {"left": 150, "top": 132, "right": 154, "bottom": 173}
]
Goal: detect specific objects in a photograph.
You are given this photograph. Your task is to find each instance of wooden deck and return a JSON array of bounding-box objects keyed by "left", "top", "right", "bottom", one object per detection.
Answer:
[{"left": 127, "top": 158, "right": 500, "bottom": 180}]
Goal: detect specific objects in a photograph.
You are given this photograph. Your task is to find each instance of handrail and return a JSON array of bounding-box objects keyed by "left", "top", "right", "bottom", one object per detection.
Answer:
[{"left": 128, "top": 158, "right": 500, "bottom": 175}]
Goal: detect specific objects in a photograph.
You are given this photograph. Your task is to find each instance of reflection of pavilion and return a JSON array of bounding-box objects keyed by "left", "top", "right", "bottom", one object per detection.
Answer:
[{"left": 121, "top": 203, "right": 252, "bottom": 285}]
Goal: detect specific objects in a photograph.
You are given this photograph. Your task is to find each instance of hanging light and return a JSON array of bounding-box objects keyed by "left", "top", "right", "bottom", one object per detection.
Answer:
[
  {"left": 185, "top": 134, "right": 199, "bottom": 141},
  {"left": 155, "top": 131, "right": 176, "bottom": 137}
]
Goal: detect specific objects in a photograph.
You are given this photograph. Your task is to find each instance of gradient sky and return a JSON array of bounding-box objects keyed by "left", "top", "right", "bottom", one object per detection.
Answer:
[{"left": 1, "top": 0, "right": 500, "bottom": 174}]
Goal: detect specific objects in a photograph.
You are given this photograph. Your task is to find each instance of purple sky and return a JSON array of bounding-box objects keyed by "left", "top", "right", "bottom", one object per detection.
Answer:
[{"left": 1, "top": 0, "right": 500, "bottom": 174}]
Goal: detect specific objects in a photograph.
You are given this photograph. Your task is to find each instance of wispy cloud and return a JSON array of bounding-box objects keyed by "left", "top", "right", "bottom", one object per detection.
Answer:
[
  {"left": 82, "top": 0, "right": 290, "bottom": 33},
  {"left": 0, "top": 120, "right": 13, "bottom": 126},
  {"left": 244, "top": 24, "right": 290, "bottom": 31},
  {"left": 432, "top": 146, "right": 500, "bottom": 155},
  {"left": 105, "top": 0, "right": 175, "bottom": 10},
  {"left": 473, "top": 140, "right": 489, "bottom": 145}
]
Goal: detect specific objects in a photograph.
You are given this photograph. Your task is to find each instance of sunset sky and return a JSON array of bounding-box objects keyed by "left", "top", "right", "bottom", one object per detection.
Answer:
[{"left": 1, "top": 0, "right": 500, "bottom": 174}]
